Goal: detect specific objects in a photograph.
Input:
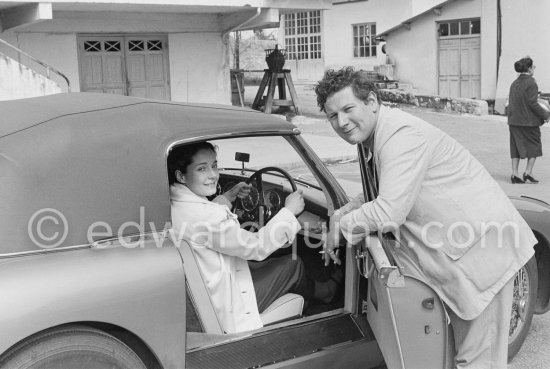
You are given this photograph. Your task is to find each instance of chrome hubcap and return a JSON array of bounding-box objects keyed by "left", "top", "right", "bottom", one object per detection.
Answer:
[{"left": 509, "top": 266, "right": 530, "bottom": 342}]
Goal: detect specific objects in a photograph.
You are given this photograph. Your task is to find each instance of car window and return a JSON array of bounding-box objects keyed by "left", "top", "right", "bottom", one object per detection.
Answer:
[{"left": 215, "top": 136, "right": 321, "bottom": 187}]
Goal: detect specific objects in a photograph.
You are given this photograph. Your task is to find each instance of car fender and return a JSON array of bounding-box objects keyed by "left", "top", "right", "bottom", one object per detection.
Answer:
[
  {"left": 0, "top": 244, "right": 187, "bottom": 369},
  {"left": 511, "top": 196, "right": 550, "bottom": 313}
]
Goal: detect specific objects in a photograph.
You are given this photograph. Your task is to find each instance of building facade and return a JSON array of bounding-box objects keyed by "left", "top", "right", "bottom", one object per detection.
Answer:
[
  {"left": 277, "top": 0, "right": 549, "bottom": 114},
  {"left": 278, "top": 0, "right": 441, "bottom": 82},
  {"left": 0, "top": 0, "right": 330, "bottom": 103},
  {"left": 378, "top": 0, "right": 550, "bottom": 113}
]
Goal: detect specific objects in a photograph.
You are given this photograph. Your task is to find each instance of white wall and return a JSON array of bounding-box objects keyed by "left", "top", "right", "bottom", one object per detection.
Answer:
[
  {"left": 480, "top": 0, "right": 498, "bottom": 100},
  {"left": 0, "top": 54, "right": 61, "bottom": 100},
  {"left": 494, "top": 0, "right": 550, "bottom": 113},
  {"left": 317, "top": 0, "right": 443, "bottom": 72},
  {"left": 323, "top": 0, "right": 413, "bottom": 70},
  {"left": 384, "top": 0, "right": 499, "bottom": 99},
  {"left": 169, "top": 33, "right": 231, "bottom": 104},
  {"left": 411, "top": 0, "right": 448, "bottom": 15},
  {"left": 0, "top": 32, "right": 79, "bottom": 92},
  {"left": 0, "top": 30, "right": 232, "bottom": 105}
]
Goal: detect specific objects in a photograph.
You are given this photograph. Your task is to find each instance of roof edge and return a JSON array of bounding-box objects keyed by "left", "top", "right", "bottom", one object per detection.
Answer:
[{"left": 377, "top": 0, "right": 457, "bottom": 39}]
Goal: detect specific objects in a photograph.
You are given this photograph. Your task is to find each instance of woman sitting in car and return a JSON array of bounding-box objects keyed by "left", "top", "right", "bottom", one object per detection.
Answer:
[{"left": 168, "top": 142, "right": 340, "bottom": 333}]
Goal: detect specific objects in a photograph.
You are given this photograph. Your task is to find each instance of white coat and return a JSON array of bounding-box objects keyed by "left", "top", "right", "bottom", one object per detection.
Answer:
[
  {"left": 170, "top": 183, "right": 301, "bottom": 333},
  {"left": 339, "top": 105, "right": 536, "bottom": 320}
]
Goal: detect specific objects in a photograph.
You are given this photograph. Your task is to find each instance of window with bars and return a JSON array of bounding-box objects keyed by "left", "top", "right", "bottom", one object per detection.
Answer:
[
  {"left": 83, "top": 39, "right": 162, "bottom": 53},
  {"left": 284, "top": 11, "right": 322, "bottom": 60},
  {"left": 353, "top": 23, "right": 377, "bottom": 58},
  {"left": 83, "top": 40, "right": 123, "bottom": 53},
  {"left": 128, "top": 40, "right": 163, "bottom": 52},
  {"left": 83, "top": 41, "right": 102, "bottom": 52},
  {"left": 438, "top": 19, "right": 480, "bottom": 37}
]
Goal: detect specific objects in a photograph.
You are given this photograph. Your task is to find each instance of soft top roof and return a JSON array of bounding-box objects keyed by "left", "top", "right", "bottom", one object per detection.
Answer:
[
  {"left": 0, "top": 92, "right": 295, "bottom": 139},
  {"left": 0, "top": 93, "right": 297, "bottom": 254}
]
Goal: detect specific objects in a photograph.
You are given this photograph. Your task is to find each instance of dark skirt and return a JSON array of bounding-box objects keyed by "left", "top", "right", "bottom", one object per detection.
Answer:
[{"left": 509, "top": 125, "right": 542, "bottom": 159}]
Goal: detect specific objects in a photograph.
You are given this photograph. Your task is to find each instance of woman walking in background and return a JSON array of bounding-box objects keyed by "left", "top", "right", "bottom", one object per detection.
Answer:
[{"left": 507, "top": 56, "right": 550, "bottom": 184}]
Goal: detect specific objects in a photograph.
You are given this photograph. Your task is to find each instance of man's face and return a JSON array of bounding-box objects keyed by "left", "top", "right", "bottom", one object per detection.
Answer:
[{"left": 323, "top": 86, "right": 379, "bottom": 145}]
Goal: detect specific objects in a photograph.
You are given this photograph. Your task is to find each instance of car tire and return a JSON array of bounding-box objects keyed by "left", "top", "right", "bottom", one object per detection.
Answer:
[
  {"left": 0, "top": 324, "right": 148, "bottom": 369},
  {"left": 508, "top": 255, "right": 538, "bottom": 361}
]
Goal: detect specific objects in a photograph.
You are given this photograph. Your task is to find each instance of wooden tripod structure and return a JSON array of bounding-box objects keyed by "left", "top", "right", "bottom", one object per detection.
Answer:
[{"left": 252, "top": 69, "right": 300, "bottom": 115}]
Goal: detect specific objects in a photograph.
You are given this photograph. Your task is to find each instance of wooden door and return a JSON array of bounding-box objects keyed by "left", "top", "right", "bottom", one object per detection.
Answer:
[
  {"left": 78, "top": 35, "right": 170, "bottom": 100},
  {"left": 459, "top": 37, "right": 481, "bottom": 99},
  {"left": 438, "top": 39, "right": 460, "bottom": 98},
  {"left": 438, "top": 36, "right": 480, "bottom": 99},
  {"left": 126, "top": 36, "right": 169, "bottom": 100},
  {"left": 79, "top": 37, "right": 126, "bottom": 95}
]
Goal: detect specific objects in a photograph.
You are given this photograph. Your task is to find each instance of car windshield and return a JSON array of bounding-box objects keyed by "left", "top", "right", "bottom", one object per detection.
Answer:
[{"left": 215, "top": 136, "right": 320, "bottom": 187}]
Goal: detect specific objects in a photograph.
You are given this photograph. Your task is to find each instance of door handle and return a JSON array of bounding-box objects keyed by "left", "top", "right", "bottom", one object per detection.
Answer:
[{"left": 422, "top": 297, "right": 435, "bottom": 310}]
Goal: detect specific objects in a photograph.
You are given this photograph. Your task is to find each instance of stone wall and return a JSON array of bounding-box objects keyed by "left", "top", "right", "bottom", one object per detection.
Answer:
[{"left": 379, "top": 88, "right": 489, "bottom": 115}]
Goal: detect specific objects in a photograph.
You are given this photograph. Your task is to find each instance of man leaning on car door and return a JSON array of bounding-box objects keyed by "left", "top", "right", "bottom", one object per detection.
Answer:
[{"left": 316, "top": 66, "right": 536, "bottom": 369}]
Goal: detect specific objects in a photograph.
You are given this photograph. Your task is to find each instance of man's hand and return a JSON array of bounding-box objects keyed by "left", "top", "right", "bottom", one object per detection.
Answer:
[
  {"left": 224, "top": 182, "right": 252, "bottom": 202},
  {"left": 323, "top": 210, "right": 344, "bottom": 266}
]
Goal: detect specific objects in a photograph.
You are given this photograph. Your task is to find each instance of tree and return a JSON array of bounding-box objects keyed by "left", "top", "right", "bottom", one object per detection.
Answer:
[
  {"left": 230, "top": 29, "right": 278, "bottom": 70},
  {"left": 234, "top": 31, "right": 241, "bottom": 70}
]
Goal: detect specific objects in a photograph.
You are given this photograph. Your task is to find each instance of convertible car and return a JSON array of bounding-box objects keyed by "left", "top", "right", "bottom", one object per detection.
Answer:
[{"left": 0, "top": 93, "right": 548, "bottom": 369}]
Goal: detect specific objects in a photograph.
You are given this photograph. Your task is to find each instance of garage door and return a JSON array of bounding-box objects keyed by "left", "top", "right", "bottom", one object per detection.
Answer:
[
  {"left": 438, "top": 19, "right": 480, "bottom": 99},
  {"left": 78, "top": 35, "right": 170, "bottom": 100}
]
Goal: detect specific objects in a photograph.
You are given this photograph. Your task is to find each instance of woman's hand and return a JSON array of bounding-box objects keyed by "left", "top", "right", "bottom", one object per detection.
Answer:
[
  {"left": 224, "top": 182, "right": 252, "bottom": 203},
  {"left": 284, "top": 190, "right": 305, "bottom": 216}
]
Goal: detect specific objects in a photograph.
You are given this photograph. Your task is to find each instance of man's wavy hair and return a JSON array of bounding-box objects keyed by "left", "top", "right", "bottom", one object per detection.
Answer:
[{"left": 315, "top": 66, "right": 381, "bottom": 112}]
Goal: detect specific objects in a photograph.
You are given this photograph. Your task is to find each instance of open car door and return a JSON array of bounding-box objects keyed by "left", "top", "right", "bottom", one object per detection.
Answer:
[{"left": 356, "top": 145, "right": 453, "bottom": 369}]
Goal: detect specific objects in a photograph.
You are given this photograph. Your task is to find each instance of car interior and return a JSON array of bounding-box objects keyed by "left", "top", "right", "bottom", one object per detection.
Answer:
[
  {"left": 168, "top": 136, "right": 350, "bottom": 340},
  {"left": 165, "top": 135, "right": 402, "bottom": 369}
]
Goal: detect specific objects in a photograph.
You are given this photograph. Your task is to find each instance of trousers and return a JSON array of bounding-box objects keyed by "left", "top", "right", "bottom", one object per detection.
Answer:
[
  {"left": 448, "top": 277, "right": 514, "bottom": 369},
  {"left": 249, "top": 254, "right": 311, "bottom": 312}
]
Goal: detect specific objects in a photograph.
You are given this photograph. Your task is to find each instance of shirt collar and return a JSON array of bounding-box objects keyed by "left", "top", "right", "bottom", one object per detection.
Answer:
[
  {"left": 170, "top": 182, "right": 211, "bottom": 204},
  {"left": 362, "top": 103, "right": 387, "bottom": 152}
]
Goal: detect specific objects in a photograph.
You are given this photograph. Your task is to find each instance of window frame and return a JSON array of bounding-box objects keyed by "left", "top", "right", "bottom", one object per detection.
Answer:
[
  {"left": 352, "top": 22, "right": 377, "bottom": 58},
  {"left": 283, "top": 11, "right": 322, "bottom": 61},
  {"left": 437, "top": 18, "right": 481, "bottom": 38}
]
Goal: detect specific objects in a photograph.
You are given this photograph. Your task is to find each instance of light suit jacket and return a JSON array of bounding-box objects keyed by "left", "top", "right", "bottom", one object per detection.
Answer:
[
  {"left": 339, "top": 105, "right": 536, "bottom": 320},
  {"left": 170, "top": 183, "right": 301, "bottom": 333}
]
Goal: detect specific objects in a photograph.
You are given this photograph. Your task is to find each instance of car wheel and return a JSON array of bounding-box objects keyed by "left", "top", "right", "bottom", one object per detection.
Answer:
[
  {"left": 508, "top": 256, "right": 538, "bottom": 361},
  {"left": 0, "top": 324, "right": 148, "bottom": 369}
]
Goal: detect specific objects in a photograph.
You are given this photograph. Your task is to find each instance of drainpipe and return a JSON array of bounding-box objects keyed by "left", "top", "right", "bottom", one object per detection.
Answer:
[{"left": 496, "top": 0, "right": 502, "bottom": 77}]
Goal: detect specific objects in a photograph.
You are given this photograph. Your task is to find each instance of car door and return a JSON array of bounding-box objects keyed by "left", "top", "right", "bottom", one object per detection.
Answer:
[{"left": 356, "top": 144, "right": 453, "bottom": 369}]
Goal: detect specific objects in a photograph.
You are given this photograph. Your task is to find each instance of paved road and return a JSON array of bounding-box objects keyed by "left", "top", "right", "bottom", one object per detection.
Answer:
[{"left": 245, "top": 83, "right": 550, "bottom": 368}]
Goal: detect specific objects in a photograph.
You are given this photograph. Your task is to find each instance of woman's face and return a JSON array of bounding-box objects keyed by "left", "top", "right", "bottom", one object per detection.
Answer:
[{"left": 180, "top": 148, "right": 219, "bottom": 197}]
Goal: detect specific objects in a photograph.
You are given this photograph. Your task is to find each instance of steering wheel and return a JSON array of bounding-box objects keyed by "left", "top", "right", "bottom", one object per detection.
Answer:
[{"left": 236, "top": 166, "right": 297, "bottom": 228}]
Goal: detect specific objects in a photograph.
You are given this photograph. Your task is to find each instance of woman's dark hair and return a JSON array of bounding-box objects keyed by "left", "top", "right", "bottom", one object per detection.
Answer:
[
  {"left": 167, "top": 141, "right": 216, "bottom": 184},
  {"left": 514, "top": 56, "right": 533, "bottom": 73},
  {"left": 315, "top": 66, "right": 381, "bottom": 112}
]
